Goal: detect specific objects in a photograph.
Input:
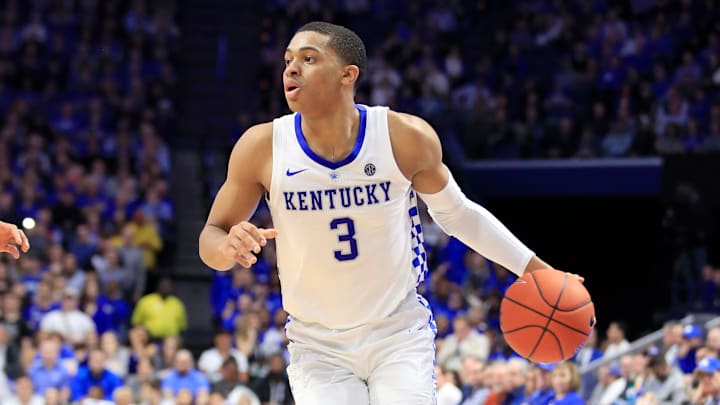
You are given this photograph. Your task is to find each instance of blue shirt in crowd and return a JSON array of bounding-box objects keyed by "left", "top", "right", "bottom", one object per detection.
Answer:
[
  {"left": 71, "top": 366, "right": 123, "bottom": 401},
  {"left": 161, "top": 368, "right": 210, "bottom": 397}
]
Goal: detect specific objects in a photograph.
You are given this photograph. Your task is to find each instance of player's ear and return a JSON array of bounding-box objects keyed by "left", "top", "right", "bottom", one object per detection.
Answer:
[{"left": 341, "top": 65, "right": 360, "bottom": 87}]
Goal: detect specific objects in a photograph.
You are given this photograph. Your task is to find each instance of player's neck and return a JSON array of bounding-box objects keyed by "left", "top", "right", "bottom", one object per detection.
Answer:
[{"left": 300, "top": 101, "right": 360, "bottom": 162}]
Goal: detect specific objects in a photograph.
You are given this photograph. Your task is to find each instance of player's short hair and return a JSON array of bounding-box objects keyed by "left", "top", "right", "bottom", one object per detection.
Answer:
[{"left": 296, "top": 21, "right": 366, "bottom": 87}]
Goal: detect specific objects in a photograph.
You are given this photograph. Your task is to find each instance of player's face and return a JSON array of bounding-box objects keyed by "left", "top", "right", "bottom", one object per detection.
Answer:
[{"left": 283, "top": 31, "right": 346, "bottom": 113}]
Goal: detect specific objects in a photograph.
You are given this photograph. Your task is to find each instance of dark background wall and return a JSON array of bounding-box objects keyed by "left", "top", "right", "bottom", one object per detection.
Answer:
[
  {"left": 455, "top": 154, "right": 720, "bottom": 339},
  {"left": 481, "top": 196, "right": 666, "bottom": 339}
]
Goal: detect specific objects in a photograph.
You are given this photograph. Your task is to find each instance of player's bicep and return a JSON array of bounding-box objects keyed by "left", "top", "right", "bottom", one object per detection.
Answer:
[
  {"left": 205, "top": 125, "right": 270, "bottom": 230},
  {"left": 205, "top": 178, "right": 263, "bottom": 231},
  {"left": 412, "top": 162, "right": 450, "bottom": 195},
  {"left": 388, "top": 110, "right": 448, "bottom": 193}
]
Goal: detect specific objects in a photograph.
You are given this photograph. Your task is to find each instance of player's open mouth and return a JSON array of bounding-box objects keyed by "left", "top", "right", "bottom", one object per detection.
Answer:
[{"left": 285, "top": 83, "right": 301, "bottom": 98}]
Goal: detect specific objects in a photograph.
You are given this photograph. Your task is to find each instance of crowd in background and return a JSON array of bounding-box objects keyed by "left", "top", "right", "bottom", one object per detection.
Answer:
[
  {"left": 0, "top": 0, "right": 198, "bottom": 404},
  {"left": 252, "top": 0, "right": 720, "bottom": 159}
]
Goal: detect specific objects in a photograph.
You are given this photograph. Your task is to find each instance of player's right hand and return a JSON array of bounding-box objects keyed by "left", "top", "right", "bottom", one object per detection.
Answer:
[
  {"left": 220, "top": 221, "right": 278, "bottom": 268},
  {"left": 0, "top": 221, "right": 29, "bottom": 259}
]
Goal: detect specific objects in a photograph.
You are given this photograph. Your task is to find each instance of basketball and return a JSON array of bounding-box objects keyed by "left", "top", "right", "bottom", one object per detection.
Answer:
[{"left": 500, "top": 269, "right": 596, "bottom": 363}]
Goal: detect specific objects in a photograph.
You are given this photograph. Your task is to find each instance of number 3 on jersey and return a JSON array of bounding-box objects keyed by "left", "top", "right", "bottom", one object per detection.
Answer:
[{"left": 330, "top": 217, "right": 358, "bottom": 261}]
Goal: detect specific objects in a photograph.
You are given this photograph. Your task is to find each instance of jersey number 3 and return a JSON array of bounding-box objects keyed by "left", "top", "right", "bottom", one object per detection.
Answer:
[{"left": 330, "top": 217, "right": 358, "bottom": 261}]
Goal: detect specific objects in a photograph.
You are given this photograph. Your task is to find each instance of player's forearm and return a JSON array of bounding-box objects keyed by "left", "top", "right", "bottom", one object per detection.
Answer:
[
  {"left": 199, "top": 225, "right": 235, "bottom": 271},
  {"left": 418, "top": 175, "right": 535, "bottom": 276}
]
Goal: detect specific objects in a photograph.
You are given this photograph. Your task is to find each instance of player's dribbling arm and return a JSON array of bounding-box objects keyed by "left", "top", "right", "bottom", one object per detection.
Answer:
[
  {"left": 388, "top": 111, "right": 552, "bottom": 277},
  {"left": 198, "top": 123, "right": 277, "bottom": 271}
]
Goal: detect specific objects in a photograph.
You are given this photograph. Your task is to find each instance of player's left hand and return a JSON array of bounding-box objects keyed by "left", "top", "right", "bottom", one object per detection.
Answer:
[
  {"left": 566, "top": 272, "right": 584, "bottom": 283},
  {"left": 0, "top": 221, "right": 29, "bottom": 259}
]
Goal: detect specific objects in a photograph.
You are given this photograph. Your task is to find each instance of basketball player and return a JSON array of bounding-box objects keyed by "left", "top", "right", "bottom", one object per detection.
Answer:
[
  {"left": 0, "top": 220, "right": 29, "bottom": 258},
  {"left": 199, "top": 22, "right": 562, "bottom": 404}
]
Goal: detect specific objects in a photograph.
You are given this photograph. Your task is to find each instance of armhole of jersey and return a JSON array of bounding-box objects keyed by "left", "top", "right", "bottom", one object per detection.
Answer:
[
  {"left": 380, "top": 107, "right": 413, "bottom": 186},
  {"left": 268, "top": 116, "right": 285, "bottom": 204}
]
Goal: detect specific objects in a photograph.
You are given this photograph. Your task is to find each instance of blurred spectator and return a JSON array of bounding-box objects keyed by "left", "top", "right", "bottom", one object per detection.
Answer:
[
  {"left": 662, "top": 321, "right": 684, "bottom": 367},
  {"left": 437, "top": 315, "right": 491, "bottom": 372},
  {"left": 505, "top": 358, "right": 528, "bottom": 405},
  {"left": 224, "top": 384, "right": 261, "bottom": 405},
  {"left": 70, "top": 349, "right": 123, "bottom": 402},
  {"left": 435, "top": 364, "right": 462, "bottom": 405},
  {"left": 131, "top": 278, "right": 186, "bottom": 339},
  {"left": 249, "top": 353, "right": 292, "bottom": 405},
  {"left": 69, "top": 225, "right": 98, "bottom": 270},
  {"left": 707, "top": 326, "right": 720, "bottom": 352},
  {"left": 0, "top": 293, "right": 31, "bottom": 346},
  {"left": 549, "top": 362, "right": 585, "bottom": 404},
  {"left": 479, "top": 360, "right": 510, "bottom": 405},
  {"left": 161, "top": 349, "right": 209, "bottom": 405},
  {"left": 0, "top": 323, "right": 21, "bottom": 379},
  {"left": 198, "top": 329, "right": 248, "bottom": 384},
  {"left": 1, "top": 375, "right": 44, "bottom": 405},
  {"left": 128, "top": 210, "right": 162, "bottom": 276},
  {"left": 573, "top": 329, "right": 602, "bottom": 398},
  {"left": 458, "top": 356, "right": 487, "bottom": 404},
  {"left": 525, "top": 363, "right": 555, "bottom": 405},
  {"left": 39, "top": 286, "right": 95, "bottom": 346},
  {"left": 258, "top": 309, "right": 287, "bottom": 359},
  {"left": 28, "top": 338, "right": 70, "bottom": 401},
  {"left": 644, "top": 353, "right": 686, "bottom": 404},
  {"left": 210, "top": 356, "right": 242, "bottom": 398},
  {"left": 109, "top": 223, "right": 146, "bottom": 301},
  {"left": 81, "top": 277, "right": 130, "bottom": 337},
  {"left": 233, "top": 312, "right": 260, "bottom": 361},
  {"left": 158, "top": 335, "right": 182, "bottom": 375},
  {"left": 26, "top": 281, "right": 58, "bottom": 331},
  {"left": 688, "top": 356, "right": 720, "bottom": 404},
  {"left": 91, "top": 245, "right": 130, "bottom": 293},
  {"left": 113, "top": 386, "right": 134, "bottom": 405},
  {"left": 602, "top": 321, "right": 630, "bottom": 359},
  {"left": 60, "top": 252, "right": 85, "bottom": 294},
  {"left": 125, "top": 358, "right": 157, "bottom": 403},
  {"left": 127, "top": 325, "right": 160, "bottom": 376},
  {"left": 678, "top": 324, "right": 704, "bottom": 374},
  {"left": 99, "top": 331, "right": 129, "bottom": 379}
]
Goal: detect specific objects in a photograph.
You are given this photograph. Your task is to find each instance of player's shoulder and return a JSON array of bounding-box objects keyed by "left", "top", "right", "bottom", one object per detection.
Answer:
[
  {"left": 230, "top": 122, "right": 273, "bottom": 158},
  {"left": 386, "top": 109, "right": 442, "bottom": 167},
  {"left": 386, "top": 110, "right": 436, "bottom": 141},
  {"left": 237, "top": 121, "right": 274, "bottom": 144}
]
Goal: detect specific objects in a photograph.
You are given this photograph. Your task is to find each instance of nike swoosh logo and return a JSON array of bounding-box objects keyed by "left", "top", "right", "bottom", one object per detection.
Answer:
[{"left": 286, "top": 168, "right": 308, "bottom": 176}]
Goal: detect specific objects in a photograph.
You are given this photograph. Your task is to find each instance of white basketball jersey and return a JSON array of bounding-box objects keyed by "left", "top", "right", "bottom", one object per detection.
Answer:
[{"left": 267, "top": 105, "right": 428, "bottom": 330}]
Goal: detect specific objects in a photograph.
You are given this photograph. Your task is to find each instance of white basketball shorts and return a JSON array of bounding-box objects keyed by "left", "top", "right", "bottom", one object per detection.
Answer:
[{"left": 284, "top": 291, "right": 437, "bottom": 405}]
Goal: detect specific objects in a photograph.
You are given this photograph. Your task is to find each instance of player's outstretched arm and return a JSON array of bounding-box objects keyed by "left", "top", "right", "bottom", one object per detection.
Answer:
[
  {"left": 388, "top": 111, "right": 551, "bottom": 277},
  {"left": 0, "top": 221, "right": 29, "bottom": 259},
  {"left": 199, "top": 123, "right": 277, "bottom": 271}
]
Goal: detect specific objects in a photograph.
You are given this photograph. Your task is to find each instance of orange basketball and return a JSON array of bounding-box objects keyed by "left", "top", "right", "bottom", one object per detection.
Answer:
[{"left": 500, "top": 268, "right": 596, "bottom": 363}]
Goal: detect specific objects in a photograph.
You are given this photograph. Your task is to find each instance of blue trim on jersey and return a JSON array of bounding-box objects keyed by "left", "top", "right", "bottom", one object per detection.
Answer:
[{"left": 294, "top": 104, "right": 367, "bottom": 170}]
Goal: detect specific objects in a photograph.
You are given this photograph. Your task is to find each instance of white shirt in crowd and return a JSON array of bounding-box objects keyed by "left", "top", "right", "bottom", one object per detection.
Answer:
[
  {"left": 40, "top": 309, "right": 96, "bottom": 345},
  {"left": 197, "top": 348, "right": 249, "bottom": 383},
  {"left": 437, "top": 382, "right": 463, "bottom": 405},
  {"left": 226, "top": 386, "right": 261, "bottom": 405},
  {"left": 1, "top": 395, "right": 45, "bottom": 405},
  {"left": 604, "top": 340, "right": 630, "bottom": 360}
]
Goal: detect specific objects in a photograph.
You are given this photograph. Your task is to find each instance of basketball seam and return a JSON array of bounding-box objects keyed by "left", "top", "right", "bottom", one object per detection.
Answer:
[
  {"left": 527, "top": 272, "right": 568, "bottom": 360},
  {"left": 529, "top": 271, "right": 559, "bottom": 309},
  {"left": 501, "top": 324, "right": 548, "bottom": 334},
  {"left": 502, "top": 296, "right": 592, "bottom": 337},
  {"left": 554, "top": 300, "right": 593, "bottom": 312},
  {"left": 501, "top": 326, "right": 564, "bottom": 361}
]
